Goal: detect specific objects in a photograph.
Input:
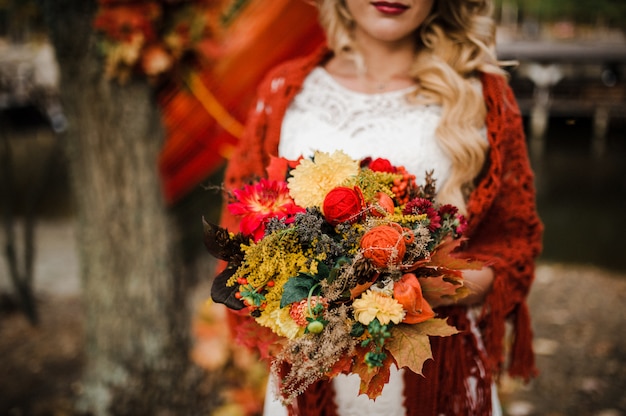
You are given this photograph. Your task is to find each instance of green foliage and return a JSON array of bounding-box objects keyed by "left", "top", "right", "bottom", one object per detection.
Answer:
[
  {"left": 362, "top": 318, "right": 392, "bottom": 368},
  {"left": 495, "top": 0, "right": 626, "bottom": 27},
  {"left": 280, "top": 273, "right": 319, "bottom": 308}
]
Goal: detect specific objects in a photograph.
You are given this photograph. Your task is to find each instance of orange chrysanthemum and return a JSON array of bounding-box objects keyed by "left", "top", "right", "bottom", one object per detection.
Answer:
[{"left": 289, "top": 296, "right": 329, "bottom": 327}]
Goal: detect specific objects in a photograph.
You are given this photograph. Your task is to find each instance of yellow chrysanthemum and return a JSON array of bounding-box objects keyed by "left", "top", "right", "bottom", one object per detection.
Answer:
[
  {"left": 288, "top": 150, "right": 359, "bottom": 208},
  {"left": 352, "top": 290, "right": 405, "bottom": 326}
]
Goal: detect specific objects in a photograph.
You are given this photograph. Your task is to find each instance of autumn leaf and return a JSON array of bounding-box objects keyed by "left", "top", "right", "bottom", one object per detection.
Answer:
[
  {"left": 266, "top": 155, "right": 302, "bottom": 181},
  {"left": 418, "top": 275, "right": 470, "bottom": 303},
  {"left": 202, "top": 217, "right": 248, "bottom": 263},
  {"left": 414, "top": 237, "right": 486, "bottom": 303},
  {"left": 234, "top": 315, "right": 282, "bottom": 360},
  {"left": 326, "top": 354, "right": 354, "bottom": 379},
  {"left": 385, "top": 319, "right": 459, "bottom": 375},
  {"left": 429, "top": 237, "right": 485, "bottom": 271},
  {"left": 352, "top": 346, "right": 375, "bottom": 384},
  {"left": 266, "top": 155, "right": 291, "bottom": 181},
  {"left": 359, "top": 355, "right": 392, "bottom": 399},
  {"left": 351, "top": 346, "right": 394, "bottom": 399},
  {"left": 211, "top": 266, "right": 245, "bottom": 310},
  {"left": 202, "top": 218, "right": 230, "bottom": 259},
  {"left": 350, "top": 280, "right": 374, "bottom": 299}
]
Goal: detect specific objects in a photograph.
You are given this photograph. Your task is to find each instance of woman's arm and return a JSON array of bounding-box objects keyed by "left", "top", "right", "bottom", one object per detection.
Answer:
[
  {"left": 465, "top": 77, "right": 543, "bottom": 315},
  {"left": 456, "top": 74, "right": 543, "bottom": 377}
]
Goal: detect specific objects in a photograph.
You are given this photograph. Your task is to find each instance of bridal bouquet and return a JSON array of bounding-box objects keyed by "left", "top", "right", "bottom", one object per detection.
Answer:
[{"left": 204, "top": 150, "right": 482, "bottom": 403}]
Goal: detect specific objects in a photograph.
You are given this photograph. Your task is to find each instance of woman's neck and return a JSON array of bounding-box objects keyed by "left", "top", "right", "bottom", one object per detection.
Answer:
[{"left": 325, "top": 33, "right": 418, "bottom": 94}]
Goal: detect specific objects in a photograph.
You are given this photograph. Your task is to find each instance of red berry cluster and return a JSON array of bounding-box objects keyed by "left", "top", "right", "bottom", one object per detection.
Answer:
[
  {"left": 391, "top": 166, "right": 417, "bottom": 206},
  {"left": 234, "top": 277, "right": 274, "bottom": 314}
]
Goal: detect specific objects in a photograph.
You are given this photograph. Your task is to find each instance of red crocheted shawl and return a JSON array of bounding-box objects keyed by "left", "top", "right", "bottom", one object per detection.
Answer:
[{"left": 220, "top": 46, "right": 543, "bottom": 416}]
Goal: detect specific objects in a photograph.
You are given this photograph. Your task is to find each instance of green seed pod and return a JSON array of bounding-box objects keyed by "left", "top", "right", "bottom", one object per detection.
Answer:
[{"left": 307, "top": 320, "right": 324, "bottom": 334}]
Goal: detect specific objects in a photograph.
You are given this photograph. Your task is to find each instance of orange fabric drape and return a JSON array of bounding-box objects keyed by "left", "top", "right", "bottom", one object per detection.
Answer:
[{"left": 158, "top": 0, "right": 326, "bottom": 203}]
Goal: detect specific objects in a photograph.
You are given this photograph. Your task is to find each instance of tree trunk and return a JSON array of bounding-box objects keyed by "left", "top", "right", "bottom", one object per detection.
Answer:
[{"left": 40, "top": 1, "right": 210, "bottom": 414}]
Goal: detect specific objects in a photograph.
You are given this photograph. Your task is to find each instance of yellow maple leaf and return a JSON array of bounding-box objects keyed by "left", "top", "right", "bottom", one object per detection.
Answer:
[{"left": 385, "top": 319, "right": 459, "bottom": 375}]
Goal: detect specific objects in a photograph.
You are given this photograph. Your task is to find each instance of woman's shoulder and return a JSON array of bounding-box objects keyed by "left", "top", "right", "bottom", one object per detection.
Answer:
[
  {"left": 480, "top": 71, "right": 522, "bottom": 117},
  {"left": 256, "top": 45, "right": 331, "bottom": 96}
]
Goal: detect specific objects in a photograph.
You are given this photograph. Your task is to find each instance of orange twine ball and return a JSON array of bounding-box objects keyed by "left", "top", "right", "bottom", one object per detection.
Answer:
[{"left": 360, "top": 225, "right": 406, "bottom": 268}]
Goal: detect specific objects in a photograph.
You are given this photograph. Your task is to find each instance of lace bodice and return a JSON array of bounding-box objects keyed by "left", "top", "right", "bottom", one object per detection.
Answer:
[{"left": 279, "top": 67, "right": 452, "bottom": 187}]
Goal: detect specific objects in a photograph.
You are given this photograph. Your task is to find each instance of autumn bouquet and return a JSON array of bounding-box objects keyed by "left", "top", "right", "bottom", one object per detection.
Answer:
[{"left": 204, "top": 150, "right": 482, "bottom": 403}]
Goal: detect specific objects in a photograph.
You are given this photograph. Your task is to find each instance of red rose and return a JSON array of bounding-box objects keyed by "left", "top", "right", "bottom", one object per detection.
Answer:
[
  {"left": 368, "top": 158, "right": 395, "bottom": 173},
  {"left": 323, "top": 186, "right": 365, "bottom": 226}
]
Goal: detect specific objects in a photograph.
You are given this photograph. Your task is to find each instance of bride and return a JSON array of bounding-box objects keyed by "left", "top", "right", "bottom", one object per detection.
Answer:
[{"left": 220, "top": 0, "right": 543, "bottom": 414}]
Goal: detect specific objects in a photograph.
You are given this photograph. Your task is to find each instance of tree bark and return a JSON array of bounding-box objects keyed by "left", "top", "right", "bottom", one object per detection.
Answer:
[{"left": 40, "top": 1, "right": 210, "bottom": 414}]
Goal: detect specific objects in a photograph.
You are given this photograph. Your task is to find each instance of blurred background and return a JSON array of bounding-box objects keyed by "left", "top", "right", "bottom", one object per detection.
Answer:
[{"left": 0, "top": 0, "right": 625, "bottom": 415}]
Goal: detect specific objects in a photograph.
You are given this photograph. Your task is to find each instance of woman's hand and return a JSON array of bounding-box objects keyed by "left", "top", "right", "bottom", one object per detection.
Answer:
[{"left": 428, "top": 267, "right": 495, "bottom": 309}]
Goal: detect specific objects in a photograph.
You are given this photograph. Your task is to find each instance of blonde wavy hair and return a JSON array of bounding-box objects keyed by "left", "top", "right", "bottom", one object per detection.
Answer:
[{"left": 317, "top": 0, "right": 505, "bottom": 212}]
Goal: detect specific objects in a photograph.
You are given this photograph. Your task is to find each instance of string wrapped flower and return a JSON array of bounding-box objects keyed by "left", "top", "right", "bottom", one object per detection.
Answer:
[
  {"left": 360, "top": 225, "right": 407, "bottom": 268},
  {"left": 323, "top": 186, "right": 366, "bottom": 226}
]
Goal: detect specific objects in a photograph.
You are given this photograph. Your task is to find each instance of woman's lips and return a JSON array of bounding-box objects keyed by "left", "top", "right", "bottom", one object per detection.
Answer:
[{"left": 371, "top": 2, "right": 409, "bottom": 15}]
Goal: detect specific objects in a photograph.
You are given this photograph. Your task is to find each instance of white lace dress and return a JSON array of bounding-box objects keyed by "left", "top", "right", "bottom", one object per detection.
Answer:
[
  {"left": 264, "top": 67, "right": 501, "bottom": 416},
  {"left": 279, "top": 67, "right": 451, "bottom": 186}
]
